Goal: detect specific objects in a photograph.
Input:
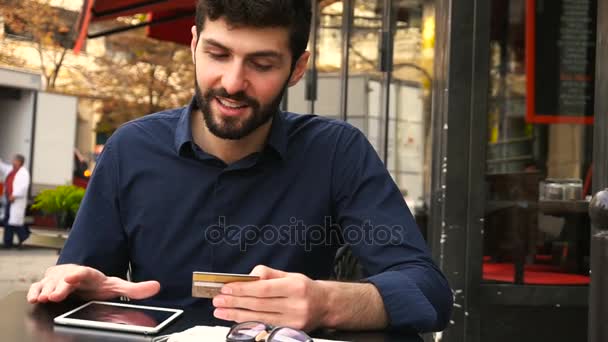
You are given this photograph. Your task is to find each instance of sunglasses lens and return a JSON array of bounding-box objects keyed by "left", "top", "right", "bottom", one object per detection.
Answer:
[
  {"left": 228, "top": 322, "right": 267, "bottom": 341},
  {"left": 268, "top": 327, "right": 311, "bottom": 342}
]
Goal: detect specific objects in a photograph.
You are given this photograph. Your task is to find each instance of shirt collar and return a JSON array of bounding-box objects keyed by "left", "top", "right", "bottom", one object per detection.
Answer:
[
  {"left": 265, "top": 111, "right": 287, "bottom": 159},
  {"left": 174, "top": 98, "right": 287, "bottom": 160},
  {"left": 174, "top": 99, "right": 196, "bottom": 156}
]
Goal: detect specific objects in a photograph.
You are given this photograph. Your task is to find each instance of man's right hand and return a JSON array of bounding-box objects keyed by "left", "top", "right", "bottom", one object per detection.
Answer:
[{"left": 27, "top": 264, "right": 161, "bottom": 304}]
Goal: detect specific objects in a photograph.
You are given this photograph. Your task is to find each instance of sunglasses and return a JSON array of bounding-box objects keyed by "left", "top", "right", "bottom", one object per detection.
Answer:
[{"left": 226, "top": 321, "right": 314, "bottom": 342}]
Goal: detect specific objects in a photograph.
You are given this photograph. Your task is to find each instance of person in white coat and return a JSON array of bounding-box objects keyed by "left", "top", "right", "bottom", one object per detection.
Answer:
[{"left": 0, "top": 154, "right": 31, "bottom": 248}]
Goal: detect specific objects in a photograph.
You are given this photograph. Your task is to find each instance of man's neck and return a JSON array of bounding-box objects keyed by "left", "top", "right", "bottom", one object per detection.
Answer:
[{"left": 191, "top": 110, "right": 272, "bottom": 165}]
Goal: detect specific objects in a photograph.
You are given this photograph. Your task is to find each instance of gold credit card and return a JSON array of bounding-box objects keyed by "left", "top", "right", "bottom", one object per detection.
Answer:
[
  {"left": 192, "top": 272, "right": 259, "bottom": 298},
  {"left": 193, "top": 272, "right": 260, "bottom": 283}
]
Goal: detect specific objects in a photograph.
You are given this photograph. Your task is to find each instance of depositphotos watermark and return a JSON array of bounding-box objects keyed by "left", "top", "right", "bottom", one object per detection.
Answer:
[{"left": 203, "top": 216, "right": 407, "bottom": 251}]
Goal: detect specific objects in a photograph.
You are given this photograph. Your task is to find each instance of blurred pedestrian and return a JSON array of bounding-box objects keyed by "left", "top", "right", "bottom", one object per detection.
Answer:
[{"left": 0, "top": 154, "right": 31, "bottom": 248}]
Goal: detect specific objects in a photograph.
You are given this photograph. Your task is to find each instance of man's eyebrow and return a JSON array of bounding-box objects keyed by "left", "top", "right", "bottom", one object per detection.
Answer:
[
  {"left": 202, "top": 39, "right": 230, "bottom": 51},
  {"left": 202, "top": 38, "right": 284, "bottom": 62},
  {"left": 247, "top": 51, "right": 284, "bottom": 62}
]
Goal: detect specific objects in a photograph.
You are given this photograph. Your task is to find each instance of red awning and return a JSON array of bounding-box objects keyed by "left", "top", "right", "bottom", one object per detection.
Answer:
[
  {"left": 73, "top": 0, "right": 334, "bottom": 52},
  {"left": 73, "top": 0, "right": 196, "bottom": 53}
]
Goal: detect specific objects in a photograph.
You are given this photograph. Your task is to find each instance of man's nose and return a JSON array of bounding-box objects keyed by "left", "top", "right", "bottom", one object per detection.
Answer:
[{"left": 222, "top": 62, "right": 248, "bottom": 95}]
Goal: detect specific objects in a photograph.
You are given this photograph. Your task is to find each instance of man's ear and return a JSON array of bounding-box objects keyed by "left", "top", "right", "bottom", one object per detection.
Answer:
[
  {"left": 287, "top": 51, "right": 311, "bottom": 87},
  {"left": 190, "top": 26, "right": 198, "bottom": 65}
]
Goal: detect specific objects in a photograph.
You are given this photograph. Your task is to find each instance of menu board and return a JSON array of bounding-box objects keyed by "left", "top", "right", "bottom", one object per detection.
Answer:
[{"left": 526, "top": 0, "right": 597, "bottom": 124}]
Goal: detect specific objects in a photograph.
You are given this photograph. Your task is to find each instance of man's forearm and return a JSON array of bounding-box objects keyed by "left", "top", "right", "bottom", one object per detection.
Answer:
[{"left": 317, "top": 280, "right": 389, "bottom": 330}]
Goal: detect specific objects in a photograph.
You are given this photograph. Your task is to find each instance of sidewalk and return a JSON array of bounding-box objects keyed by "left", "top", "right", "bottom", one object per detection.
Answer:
[{"left": 0, "top": 246, "right": 58, "bottom": 300}]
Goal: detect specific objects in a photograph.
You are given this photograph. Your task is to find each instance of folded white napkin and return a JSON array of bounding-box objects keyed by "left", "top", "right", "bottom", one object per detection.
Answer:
[
  {"left": 167, "top": 326, "right": 228, "bottom": 341},
  {"left": 162, "top": 325, "right": 346, "bottom": 342}
]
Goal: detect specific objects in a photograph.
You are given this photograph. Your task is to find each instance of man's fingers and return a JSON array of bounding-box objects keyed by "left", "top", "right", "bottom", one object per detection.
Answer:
[
  {"left": 224, "top": 277, "right": 292, "bottom": 298},
  {"left": 48, "top": 280, "right": 77, "bottom": 302},
  {"left": 213, "top": 295, "right": 288, "bottom": 314},
  {"left": 121, "top": 280, "right": 161, "bottom": 300},
  {"left": 250, "top": 265, "right": 288, "bottom": 280},
  {"left": 214, "top": 308, "right": 307, "bottom": 331},
  {"left": 63, "top": 267, "right": 96, "bottom": 285},
  {"left": 28, "top": 265, "right": 160, "bottom": 303},
  {"left": 213, "top": 307, "right": 281, "bottom": 325},
  {"left": 27, "top": 282, "right": 42, "bottom": 303},
  {"left": 37, "top": 280, "right": 59, "bottom": 303}
]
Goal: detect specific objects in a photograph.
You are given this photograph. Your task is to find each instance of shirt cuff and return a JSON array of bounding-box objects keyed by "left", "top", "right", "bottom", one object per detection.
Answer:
[{"left": 365, "top": 270, "right": 440, "bottom": 332}]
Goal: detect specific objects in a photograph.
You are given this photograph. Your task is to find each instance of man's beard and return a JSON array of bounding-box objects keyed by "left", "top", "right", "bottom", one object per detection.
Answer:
[{"left": 194, "top": 78, "right": 287, "bottom": 140}]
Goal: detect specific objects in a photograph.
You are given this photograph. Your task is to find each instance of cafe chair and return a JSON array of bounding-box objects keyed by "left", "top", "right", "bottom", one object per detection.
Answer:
[{"left": 333, "top": 245, "right": 365, "bottom": 281}]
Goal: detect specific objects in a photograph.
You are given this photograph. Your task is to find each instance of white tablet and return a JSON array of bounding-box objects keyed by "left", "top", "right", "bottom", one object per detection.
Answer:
[{"left": 54, "top": 301, "right": 183, "bottom": 335}]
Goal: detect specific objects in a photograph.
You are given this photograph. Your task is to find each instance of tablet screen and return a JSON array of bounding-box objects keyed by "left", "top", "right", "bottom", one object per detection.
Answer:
[
  {"left": 63, "top": 302, "right": 177, "bottom": 328},
  {"left": 55, "top": 301, "right": 183, "bottom": 335}
]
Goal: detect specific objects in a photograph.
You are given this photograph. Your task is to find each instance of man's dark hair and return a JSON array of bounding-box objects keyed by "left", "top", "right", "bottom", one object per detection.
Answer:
[
  {"left": 195, "top": 0, "right": 312, "bottom": 64},
  {"left": 14, "top": 154, "right": 25, "bottom": 165}
]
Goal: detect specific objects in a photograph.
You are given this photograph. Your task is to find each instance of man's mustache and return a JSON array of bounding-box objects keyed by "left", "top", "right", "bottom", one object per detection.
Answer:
[{"left": 205, "top": 88, "right": 258, "bottom": 108}]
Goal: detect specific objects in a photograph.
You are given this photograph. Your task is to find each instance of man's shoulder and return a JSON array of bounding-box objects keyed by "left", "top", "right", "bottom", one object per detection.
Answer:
[
  {"left": 110, "top": 107, "right": 185, "bottom": 141},
  {"left": 281, "top": 113, "right": 377, "bottom": 163},
  {"left": 281, "top": 112, "right": 361, "bottom": 139},
  {"left": 121, "top": 107, "right": 184, "bottom": 130}
]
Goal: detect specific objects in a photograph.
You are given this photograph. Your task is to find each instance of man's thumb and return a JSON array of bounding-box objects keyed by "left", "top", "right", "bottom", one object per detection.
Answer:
[
  {"left": 250, "top": 265, "right": 288, "bottom": 280},
  {"left": 121, "top": 280, "right": 161, "bottom": 300}
]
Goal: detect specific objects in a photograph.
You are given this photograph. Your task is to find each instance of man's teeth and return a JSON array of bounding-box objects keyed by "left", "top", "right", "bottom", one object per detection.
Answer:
[{"left": 218, "top": 98, "right": 246, "bottom": 109}]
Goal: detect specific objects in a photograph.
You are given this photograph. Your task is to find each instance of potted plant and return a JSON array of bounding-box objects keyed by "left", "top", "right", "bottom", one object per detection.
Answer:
[{"left": 31, "top": 185, "right": 85, "bottom": 229}]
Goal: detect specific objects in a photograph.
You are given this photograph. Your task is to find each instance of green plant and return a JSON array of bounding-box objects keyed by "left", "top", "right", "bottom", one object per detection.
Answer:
[{"left": 32, "top": 185, "right": 86, "bottom": 228}]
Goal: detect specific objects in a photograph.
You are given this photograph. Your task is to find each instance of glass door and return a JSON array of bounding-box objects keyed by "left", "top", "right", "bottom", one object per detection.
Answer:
[{"left": 287, "top": 0, "right": 437, "bottom": 224}]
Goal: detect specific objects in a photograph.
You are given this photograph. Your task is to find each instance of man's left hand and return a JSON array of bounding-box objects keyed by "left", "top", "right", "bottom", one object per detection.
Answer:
[
  {"left": 8, "top": 195, "right": 14, "bottom": 203},
  {"left": 212, "top": 265, "right": 329, "bottom": 332}
]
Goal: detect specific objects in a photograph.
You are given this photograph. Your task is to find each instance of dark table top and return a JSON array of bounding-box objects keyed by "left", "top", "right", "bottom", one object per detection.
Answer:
[{"left": 0, "top": 291, "right": 422, "bottom": 342}]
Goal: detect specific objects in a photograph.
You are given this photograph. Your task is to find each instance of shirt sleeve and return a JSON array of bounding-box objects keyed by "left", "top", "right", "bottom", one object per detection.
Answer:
[
  {"left": 331, "top": 128, "right": 453, "bottom": 332},
  {"left": 57, "top": 140, "right": 129, "bottom": 278}
]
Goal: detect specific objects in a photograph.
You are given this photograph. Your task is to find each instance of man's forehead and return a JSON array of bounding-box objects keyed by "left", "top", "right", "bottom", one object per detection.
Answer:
[{"left": 200, "top": 18, "right": 290, "bottom": 55}]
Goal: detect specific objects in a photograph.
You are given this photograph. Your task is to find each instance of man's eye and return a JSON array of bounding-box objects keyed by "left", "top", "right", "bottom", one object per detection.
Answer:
[
  {"left": 251, "top": 62, "right": 273, "bottom": 72},
  {"left": 207, "top": 52, "right": 229, "bottom": 60}
]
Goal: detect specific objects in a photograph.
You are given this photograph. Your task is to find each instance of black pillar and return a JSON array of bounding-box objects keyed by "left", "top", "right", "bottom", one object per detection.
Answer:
[
  {"left": 588, "top": 190, "right": 608, "bottom": 342},
  {"left": 592, "top": 0, "right": 608, "bottom": 192},
  {"left": 428, "top": 0, "right": 490, "bottom": 341},
  {"left": 588, "top": 0, "right": 608, "bottom": 338}
]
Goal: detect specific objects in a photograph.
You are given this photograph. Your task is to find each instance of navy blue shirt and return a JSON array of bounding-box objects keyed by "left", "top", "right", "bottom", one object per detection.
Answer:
[{"left": 58, "top": 101, "right": 452, "bottom": 332}]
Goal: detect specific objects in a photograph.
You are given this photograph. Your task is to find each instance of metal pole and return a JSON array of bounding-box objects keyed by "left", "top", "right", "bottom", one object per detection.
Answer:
[
  {"left": 589, "top": 189, "right": 608, "bottom": 342},
  {"left": 380, "top": 0, "right": 395, "bottom": 164},
  {"left": 592, "top": 0, "right": 608, "bottom": 193},
  {"left": 339, "top": 0, "right": 354, "bottom": 122},
  {"left": 589, "top": 0, "right": 607, "bottom": 339},
  {"left": 306, "top": 0, "right": 319, "bottom": 114}
]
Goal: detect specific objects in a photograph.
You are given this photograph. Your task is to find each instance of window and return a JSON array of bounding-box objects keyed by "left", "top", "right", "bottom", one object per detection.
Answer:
[{"left": 483, "top": 0, "right": 595, "bottom": 286}]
